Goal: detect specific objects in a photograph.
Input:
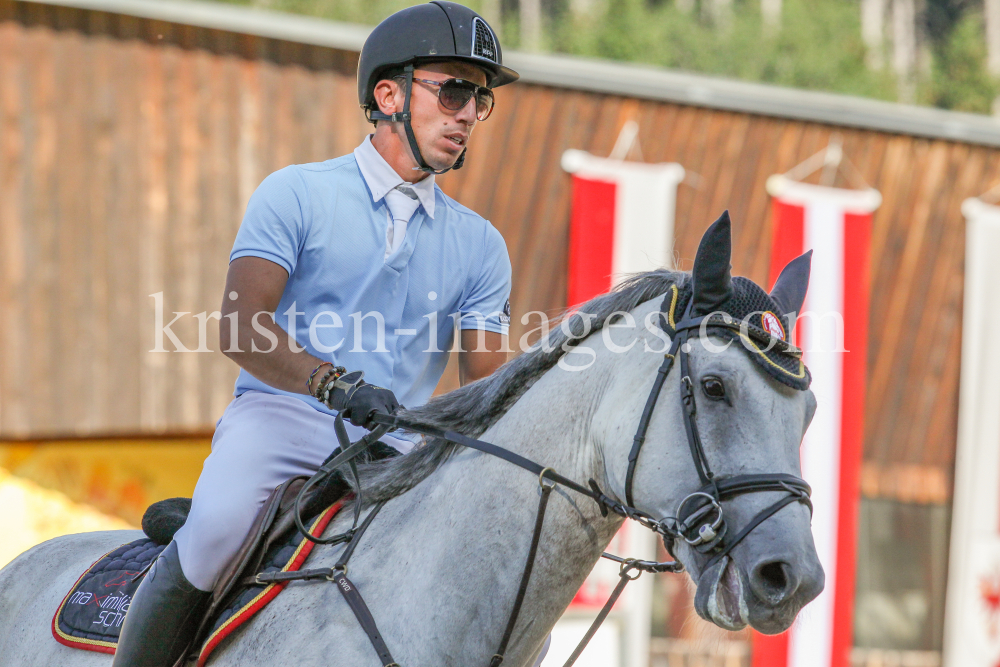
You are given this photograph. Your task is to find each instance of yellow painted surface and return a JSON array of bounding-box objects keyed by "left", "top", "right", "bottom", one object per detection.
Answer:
[
  {"left": 0, "top": 467, "right": 133, "bottom": 568},
  {"left": 0, "top": 438, "right": 212, "bottom": 526}
]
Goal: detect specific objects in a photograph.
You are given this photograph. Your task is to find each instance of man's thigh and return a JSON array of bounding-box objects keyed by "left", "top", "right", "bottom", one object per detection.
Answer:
[{"left": 173, "top": 392, "right": 340, "bottom": 589}]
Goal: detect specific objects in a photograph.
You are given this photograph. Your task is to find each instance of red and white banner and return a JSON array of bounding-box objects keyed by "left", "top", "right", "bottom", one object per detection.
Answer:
[
  {"left": 561, "top": 150, "right": 685, "bottom": 305},
  {"left": 754, "top": 176, "right": 880, "bottom": 667},
  {"left": 547, "top": 149, "right": 683, "bottom": 667},
  {"left": 942, "top": 198, "right": 1000, "bottom": 667}
]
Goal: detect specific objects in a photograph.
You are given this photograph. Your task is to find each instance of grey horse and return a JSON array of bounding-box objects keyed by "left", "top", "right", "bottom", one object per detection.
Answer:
[{"left": 0, "top": 214, "right": 823, "bottom": 666}]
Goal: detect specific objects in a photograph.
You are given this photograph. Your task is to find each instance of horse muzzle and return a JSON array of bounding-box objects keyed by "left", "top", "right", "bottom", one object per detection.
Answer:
[
  {"left": 693, "top": 555, "right": 749, "bottom": 631},
  {"left": 744, "top": 550, "right": 825, "bottom": 633}
]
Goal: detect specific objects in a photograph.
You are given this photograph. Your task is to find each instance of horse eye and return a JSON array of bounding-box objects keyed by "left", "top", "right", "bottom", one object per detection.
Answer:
[{"left": 702, "top": 376, "right": 726, "bottom": 400}]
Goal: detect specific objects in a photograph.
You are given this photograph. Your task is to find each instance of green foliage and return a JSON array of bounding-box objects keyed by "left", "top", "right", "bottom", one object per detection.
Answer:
[
  {"left": 926, "top": 11, "right": 999, "bottom": 113},
  {"left": 214, "top": 0, "right": 1000, "bottom": 114},
  {"left": 549, "top": 0, "right": 896, "bottom": 101},
  {"left": 211, "top": 0, "right": 427, "bottom": 25}
]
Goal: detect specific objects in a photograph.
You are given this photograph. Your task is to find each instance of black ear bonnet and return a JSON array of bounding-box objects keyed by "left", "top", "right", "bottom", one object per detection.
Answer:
[{"left": 661, "top": 277, "right": 811, "bottom": 390}]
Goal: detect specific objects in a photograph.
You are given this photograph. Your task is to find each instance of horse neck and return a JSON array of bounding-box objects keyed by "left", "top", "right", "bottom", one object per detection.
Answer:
[
  {"left": 395, "top": 348, "right": 627, "bottom": 658},
  {"left": 310, "top": 338, "right": 639, "bottom": 664}
]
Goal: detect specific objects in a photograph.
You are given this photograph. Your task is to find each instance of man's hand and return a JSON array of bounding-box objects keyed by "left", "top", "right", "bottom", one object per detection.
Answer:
[{"left": 341, "top": 384, "right": 401, "bottom": 428}]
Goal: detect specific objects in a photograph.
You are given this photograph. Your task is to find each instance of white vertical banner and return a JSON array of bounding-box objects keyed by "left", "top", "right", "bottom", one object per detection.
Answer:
[
  {"left": 561, "top": 149, "right": 685, "bottom": 307},
  {"left": 550, "top": 148, "right": 684, "bottom": 667},
  {"left": 757, "top": 177, "right": 880, "bottom": 667},
  {"left": 943, "top": 198, "right": 1000, "bottom": 667}
]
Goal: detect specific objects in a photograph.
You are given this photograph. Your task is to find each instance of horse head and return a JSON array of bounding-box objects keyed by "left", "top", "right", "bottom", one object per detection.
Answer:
[{"left": 594, "top": 211, "right": 824, "bottom": 634}]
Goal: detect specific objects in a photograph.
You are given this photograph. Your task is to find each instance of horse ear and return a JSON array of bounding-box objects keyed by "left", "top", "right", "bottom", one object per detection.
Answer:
[
  {"left": 690, "top": 210, "right": 733, "bottom": 317},
  {"left": 769, "top": 250, "right": 812, "bottom": 325}
]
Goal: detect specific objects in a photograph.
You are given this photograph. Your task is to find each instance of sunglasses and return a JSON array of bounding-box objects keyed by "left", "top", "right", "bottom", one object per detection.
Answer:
[{"left": 405, "top": 76, "right": 496, "bottom": 121}]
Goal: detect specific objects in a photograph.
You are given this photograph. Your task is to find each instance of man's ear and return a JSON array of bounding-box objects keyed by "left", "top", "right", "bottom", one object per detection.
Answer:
[{"left": 373, "top": 79, "right": 400, "bottom": 117}]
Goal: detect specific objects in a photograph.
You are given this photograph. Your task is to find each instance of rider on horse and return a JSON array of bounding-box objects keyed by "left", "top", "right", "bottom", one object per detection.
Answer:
[{"left": 113, "top": 3, "right": 518, "bottom": 664}]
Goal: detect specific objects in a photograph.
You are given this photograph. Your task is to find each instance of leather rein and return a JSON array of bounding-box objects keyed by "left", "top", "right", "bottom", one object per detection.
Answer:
[{"left": 284, "top": 289, "right": 813, "bottom": 667}]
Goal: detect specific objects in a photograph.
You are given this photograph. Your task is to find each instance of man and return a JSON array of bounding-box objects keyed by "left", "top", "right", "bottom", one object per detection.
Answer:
[{"left": 113, "top": 3, "right": 518, "bottom": 665}]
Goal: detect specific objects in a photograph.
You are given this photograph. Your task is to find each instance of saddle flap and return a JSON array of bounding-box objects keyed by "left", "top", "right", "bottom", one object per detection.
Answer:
[{"left": 197, "top": 476, "right": 307, "bottom": 632}]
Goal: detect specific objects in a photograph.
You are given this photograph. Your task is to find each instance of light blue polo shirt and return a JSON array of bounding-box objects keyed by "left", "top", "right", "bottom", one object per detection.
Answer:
[{"left": 230, "top": 144, "right": 512, "bottom": 411}]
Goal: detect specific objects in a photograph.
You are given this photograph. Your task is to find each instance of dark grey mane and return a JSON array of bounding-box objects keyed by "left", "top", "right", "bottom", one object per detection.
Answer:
[{"left": 352, "top": 269, "right": 687, "bottom": 503}]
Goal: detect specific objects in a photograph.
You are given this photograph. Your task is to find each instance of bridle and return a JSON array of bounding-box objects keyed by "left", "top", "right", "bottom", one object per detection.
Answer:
[
  {"left": 625, "top": 289, "right": 813, "bottom": 572},
  {"left": 281, "top": 285, "right": 813, "bottom": 667}
]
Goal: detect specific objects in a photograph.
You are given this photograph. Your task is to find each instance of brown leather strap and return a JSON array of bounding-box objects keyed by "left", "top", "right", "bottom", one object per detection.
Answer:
[
  {"left": 331, "top": 501, "right": 396, "bottom": 666},
  {"left": 490, "top": 481, "right": 554, "bottom": 667},
  {"left": 332, "top": 571, "right": 398, "bottom": 667},
  {"left": 560, "top": 565, "right": 637, "bottom": 667}
]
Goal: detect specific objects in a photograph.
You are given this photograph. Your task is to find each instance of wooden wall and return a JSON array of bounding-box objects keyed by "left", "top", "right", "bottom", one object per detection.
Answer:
[{"left": 0, "top": 0, "right": 991, "bottom": 501}]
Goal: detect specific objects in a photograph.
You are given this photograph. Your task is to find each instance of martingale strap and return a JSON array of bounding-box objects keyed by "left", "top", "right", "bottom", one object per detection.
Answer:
[
  {"left": 557, "top": 554, "right": 678, "bottom": 667},
  {"left": 490, "top": 477, "right": 554, "bottom": 667},
  {"left": 362, "top": 413, "right": 683, "bottom": 667},
  {"left": 330, "top": 501, "right": 397, "bottom": 667}
]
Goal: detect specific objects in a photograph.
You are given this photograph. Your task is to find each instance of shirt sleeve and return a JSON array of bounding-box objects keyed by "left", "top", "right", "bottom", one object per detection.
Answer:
[
  {"left": 230, "top": 166, "right": 308, "bottom": 276},
  {"left": 458, "top": 223, "right": 512, "bottom": 335}
]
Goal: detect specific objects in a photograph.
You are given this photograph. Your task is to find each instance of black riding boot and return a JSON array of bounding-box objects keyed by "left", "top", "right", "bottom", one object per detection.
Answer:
[{"left": 112, "top": 541, "right": 211, "bottom": 667}]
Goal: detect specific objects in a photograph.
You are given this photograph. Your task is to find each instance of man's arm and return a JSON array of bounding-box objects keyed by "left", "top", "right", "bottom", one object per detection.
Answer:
[
  {"left": 220, "top": 256, "right": 327, "bottom": 395},
  {"left": 458, "top": 330, "right": 508, "bottom": 385}
]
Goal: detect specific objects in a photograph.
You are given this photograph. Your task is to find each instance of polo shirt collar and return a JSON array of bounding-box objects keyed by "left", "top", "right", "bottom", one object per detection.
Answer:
[{"left": 354, "top": 135, "right": 436, "bottom": 219}]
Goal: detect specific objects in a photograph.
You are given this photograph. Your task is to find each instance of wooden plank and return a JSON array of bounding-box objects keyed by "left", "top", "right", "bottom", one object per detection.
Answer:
[
  {"left": 205, "top": 51, "right": 241, "bottom": 419},
  {"left": 172, "top": 43, "right": 203, "bottom": 426},
  {"left": 107, "top": 35, "right": 144, "bottom": 431},
  {"left": 672, "top": 107, "right": 716, "bottom": 267},
  {"left": 894, "top": 142, "right": 969, "bottom": 465},
  {"left": 31, "top": 24, "right": 63, "bottom": 432},
  {"left": 730, "top": 116, "right": 779, "bottom": 283},
  {"left": 867, "top": 139, "right": 946, "bottom": 463},
  {"left": 138, "top": 39, "right": 168, "bottom": 432},
  {"left": 87, "top": 28, "right": 113, "bottom": 430},
  {"left": 0, "top": 20, "right": 25, "bottom": 436}
]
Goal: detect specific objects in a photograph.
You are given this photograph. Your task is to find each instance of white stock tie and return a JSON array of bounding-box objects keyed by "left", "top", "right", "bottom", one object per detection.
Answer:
[{"left": 383, "top": 184, "right": 420, "bottom": 259}]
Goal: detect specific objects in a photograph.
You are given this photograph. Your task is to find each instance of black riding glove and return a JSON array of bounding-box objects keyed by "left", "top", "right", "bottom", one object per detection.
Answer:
[
  {"left": 318, "top": 370, "right": 400, "bottom": 429},
  {"left": 341, "top": 383, "right": 401, "bottom": 428}
]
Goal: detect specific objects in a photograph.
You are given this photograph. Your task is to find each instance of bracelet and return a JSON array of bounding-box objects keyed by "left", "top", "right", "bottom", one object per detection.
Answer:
[
  {"left": 307, "top": 362, "right": 334, "bottom": 393},
  {"left": 314, "top": 366, "right": 347, "bottom": 401},
  {"left": 313, "top": 368, "right": 339, "bottom": 399}
]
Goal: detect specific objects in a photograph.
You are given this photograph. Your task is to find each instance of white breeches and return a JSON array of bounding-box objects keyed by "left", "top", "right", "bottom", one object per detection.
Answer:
[{"left": 173, "top": 390, "right": 414, "bottom": 592}]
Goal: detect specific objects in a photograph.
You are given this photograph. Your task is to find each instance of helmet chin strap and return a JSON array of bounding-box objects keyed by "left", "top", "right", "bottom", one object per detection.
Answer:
[{"left": 368, "top": 64, "right": 466, "bottom": 176}]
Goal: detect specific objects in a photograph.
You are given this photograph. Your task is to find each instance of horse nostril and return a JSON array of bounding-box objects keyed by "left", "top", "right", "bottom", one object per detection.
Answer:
[
  {"left": 752, "top": 560, "right": 796, "bottom": 603},
  {"left": 761, "top": 562, "right": 787, "bottom": 590}
]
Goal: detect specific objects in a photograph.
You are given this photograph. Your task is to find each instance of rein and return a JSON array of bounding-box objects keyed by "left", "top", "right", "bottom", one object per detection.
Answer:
[{"left": 284, "top": 289, "right": 813, "bottom": 667}]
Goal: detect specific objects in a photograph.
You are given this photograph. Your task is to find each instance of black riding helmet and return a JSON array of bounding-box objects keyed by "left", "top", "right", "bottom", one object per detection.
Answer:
[{"left": 357, "top": 1, "right": 519, "bottom": 174}]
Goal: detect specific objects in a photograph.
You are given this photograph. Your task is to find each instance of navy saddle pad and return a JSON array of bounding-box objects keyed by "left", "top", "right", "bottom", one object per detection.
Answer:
[{"left": 51, "top": 539, "right": 166, "bottom": 654}]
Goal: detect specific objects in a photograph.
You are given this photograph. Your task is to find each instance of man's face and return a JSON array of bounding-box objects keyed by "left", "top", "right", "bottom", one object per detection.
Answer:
[{"left": 380, "top": 62, "right": 489, "bottom": 172}]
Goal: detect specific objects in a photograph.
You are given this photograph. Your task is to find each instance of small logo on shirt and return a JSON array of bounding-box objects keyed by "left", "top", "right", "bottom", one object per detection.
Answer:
[{"left": 500, "top": 299, "right": 511, "bottom": 325}]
